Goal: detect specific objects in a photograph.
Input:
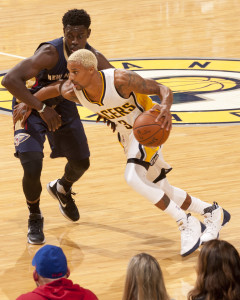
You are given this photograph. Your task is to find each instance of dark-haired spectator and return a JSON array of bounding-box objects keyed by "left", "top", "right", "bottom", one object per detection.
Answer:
[{"left": 188, "top": 239, "right": 240, "bottom": 300}]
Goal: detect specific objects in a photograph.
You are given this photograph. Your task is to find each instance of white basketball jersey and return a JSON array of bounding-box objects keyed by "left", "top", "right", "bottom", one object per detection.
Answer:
[
  {"left": 73, "top": 68, "right": 171, "bottom": 171},
  {"left": 73, "top": 68, "right": 155, "bottom": 134}
]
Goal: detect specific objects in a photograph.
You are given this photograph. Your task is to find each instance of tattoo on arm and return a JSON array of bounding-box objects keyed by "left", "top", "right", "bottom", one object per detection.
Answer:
[
  {"left": 115, "top": 81, "right": 125, "bottom": 98},
  {"left": 115, "top": 69, "right": 167, "bottom": 99},
  {"left": 127, "top": 71, "right": 147, "bottom": 90},
  {"left": 116, "top": 71, "right": 148, "bottom": 97},
  {"left": 126, "top": 71, "right": 157, "bottom": 95}
]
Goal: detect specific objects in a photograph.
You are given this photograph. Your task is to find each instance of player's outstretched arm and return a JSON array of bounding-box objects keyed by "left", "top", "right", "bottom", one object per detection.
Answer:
[
  {"left": 36, "top": 80, "right": 116, "bottom": 132},
  {"left": 114, "top": 69, "right": 173, "bottom": 130},
  {"left": 34, "top": 80, "right": 79, "bottom": 104},
  {"left": 34, "top": 81, "right": 62, "bottom": 101}
]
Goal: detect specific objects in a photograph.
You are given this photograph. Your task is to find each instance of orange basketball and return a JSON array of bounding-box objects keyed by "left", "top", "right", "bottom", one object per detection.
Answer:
[{"left": 133, "top": 110, "right": 170, "bottom": 147}]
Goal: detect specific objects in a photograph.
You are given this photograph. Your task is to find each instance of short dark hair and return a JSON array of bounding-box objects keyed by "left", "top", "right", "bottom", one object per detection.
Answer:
[{"left": 62, "top": 9, "right": 91, "bottom": 28}]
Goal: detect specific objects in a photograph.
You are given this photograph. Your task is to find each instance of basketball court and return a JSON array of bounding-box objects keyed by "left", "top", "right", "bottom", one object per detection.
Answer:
[{"left": 1, "top": 1, "right": 240, "bottom": 299}]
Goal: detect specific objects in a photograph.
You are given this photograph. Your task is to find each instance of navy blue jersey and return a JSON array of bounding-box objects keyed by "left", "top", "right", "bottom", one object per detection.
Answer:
[
  {"left": 29, "top": 37, "right": 92, "bottom": 123},
  {"left": 30, "top": 37, "right": 91, "bottom": 93},
  {"left": 13, "top": 37, "right": 91, "bottom": 159}
]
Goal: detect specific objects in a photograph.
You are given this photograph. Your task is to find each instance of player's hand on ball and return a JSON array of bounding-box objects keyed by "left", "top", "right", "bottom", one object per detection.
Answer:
[
  {"left": 13, "top": 102, "right": 32, "bottom": 128},
  {"left": 149, "top": 104, "right": 172, "bottom": 131},
  {"left": 133, "top": 110, "right": 171, "bottom": 147},
  {"left": 96, "top": 114, "right": 116, "bottom": 132}
]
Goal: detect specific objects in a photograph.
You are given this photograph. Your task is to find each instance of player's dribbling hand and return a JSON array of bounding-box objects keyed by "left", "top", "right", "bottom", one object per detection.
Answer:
[
  {"left": 13, "top": 102, "right": 32, "bottom": 128},
  {"left": 96, "top": 114, "right": 116, "bottom": 133},
  {"left": 149, "top": 104, "right": 172, "bottom": 131}
]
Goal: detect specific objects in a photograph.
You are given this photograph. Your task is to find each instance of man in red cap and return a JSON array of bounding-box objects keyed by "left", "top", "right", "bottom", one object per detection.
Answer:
[{"left": 16, "top": 244, "right": 98, "bottom": 300}]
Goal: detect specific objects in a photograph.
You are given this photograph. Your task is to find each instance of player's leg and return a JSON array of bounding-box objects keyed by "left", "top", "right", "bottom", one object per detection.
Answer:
[
  {"left": 47, "top": 157, "right": 90, "bottom": 222},
  {"left": 19, "top": 152, "right": 45, "bottom": 244},
  {"left": 14, "top": 112, "right": 46, "bottom": 244},
  {"left": 125, "top": 162, "right": 204, "bottom": 256},
  {"left": 149, "top": 150, "right": 231, "bottom": 243},
  {"left": 46, "top": 113, "right": 90, "bottom": 222},
  {"left": 147, "top": 158, "right": 211, "bottom": 213},
  {"left": 58, "top": 157, "right": 90, "bottom": 193},
  {"left": 123, "top": 135, "right": 204, "bottom": 256}
]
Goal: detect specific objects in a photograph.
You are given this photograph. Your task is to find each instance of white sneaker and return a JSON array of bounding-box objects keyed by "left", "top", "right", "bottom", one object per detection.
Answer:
[
  {"left": 178, "top": 213, "right": 205, "bottom": 257},
  {"left": 201, "top": 202, "right": 231, "bottom": 244}
]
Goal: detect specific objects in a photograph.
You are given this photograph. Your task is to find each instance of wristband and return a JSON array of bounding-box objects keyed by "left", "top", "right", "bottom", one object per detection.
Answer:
[{"left": 37, "top": 103, "right": 46, "bottom": 114}]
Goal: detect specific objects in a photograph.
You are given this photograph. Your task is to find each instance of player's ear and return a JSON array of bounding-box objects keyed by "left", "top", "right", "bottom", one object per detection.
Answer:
[
  {"left": 89, "top": 65, "right": 95, "bottom": 72},
  {"left": 87, "top": 28, "right": 91, "bottom": 38}
]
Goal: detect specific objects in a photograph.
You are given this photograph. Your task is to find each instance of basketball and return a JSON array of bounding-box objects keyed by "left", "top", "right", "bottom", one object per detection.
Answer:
[{"left": 133, "top": 110, "right": 170, "bottom": 147}]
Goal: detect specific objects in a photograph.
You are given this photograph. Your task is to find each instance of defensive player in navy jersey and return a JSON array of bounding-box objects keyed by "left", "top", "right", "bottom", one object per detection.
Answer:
[{"left": 2, "top": 9, "right": 113, "bottom": 245}]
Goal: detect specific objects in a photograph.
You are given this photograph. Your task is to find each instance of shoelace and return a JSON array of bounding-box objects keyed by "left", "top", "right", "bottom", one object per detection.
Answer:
[
  {"left": 202, "top": 202, "right": 219, "bottom": 231},
  {"left": 179, "top": 224, "right": 194, "bottom": 240},
  {"left": 203, "top": 202, "right": 218, "bottom": 214},
  {"left": 29, "top": 219, "right": 42, "bottom": 233},
  {"left": 64, "top": 190, "right": 77, "bottom": 203},
  {"left": 203, "top": 213, "right": 218, "bottom": 233},
  {"left": 178, "top": 215, "right": 194, "bottom": 239}
]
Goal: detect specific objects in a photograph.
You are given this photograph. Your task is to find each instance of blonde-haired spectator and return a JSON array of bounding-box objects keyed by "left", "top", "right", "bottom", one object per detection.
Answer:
[{"left": 122, "top": 253, "right": 171, "bottom": 300}]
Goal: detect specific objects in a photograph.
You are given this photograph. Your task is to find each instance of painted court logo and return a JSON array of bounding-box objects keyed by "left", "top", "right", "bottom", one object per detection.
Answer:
[{"left": 1, "top": 58, "right": 240, "bottom": 125}]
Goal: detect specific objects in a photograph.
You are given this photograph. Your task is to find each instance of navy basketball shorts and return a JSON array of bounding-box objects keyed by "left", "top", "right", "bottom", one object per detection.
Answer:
[{"left": 14, "top": 112, "right": 90, "bottom": 160}]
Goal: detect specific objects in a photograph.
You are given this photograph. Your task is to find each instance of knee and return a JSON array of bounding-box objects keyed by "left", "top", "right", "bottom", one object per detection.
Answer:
[
  {"left": 81, "top": 158, "right": 90, "bottom": 172},
  {"left": 21, "top": 160, "right": 43, "bottom": 182},
  {"left": 124, "top": 166, "right": 138, "bottom": 188},
  {"left": 66, "top": 157, "right": 90, "bottom": 181},
  {"left": 19, "top": 152, "right": 43, "bottom": 180},
  {"left": 72, "top": 157, "right": 90, "bottom": 173}
]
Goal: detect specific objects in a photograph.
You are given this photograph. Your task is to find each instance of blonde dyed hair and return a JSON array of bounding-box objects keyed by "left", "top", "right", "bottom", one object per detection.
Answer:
[
  {"left": 122, "top": 253, "right": 170, "bottom": 300},
  {"left": 68, "top": 49, "right": 98, "bottom": 70}
]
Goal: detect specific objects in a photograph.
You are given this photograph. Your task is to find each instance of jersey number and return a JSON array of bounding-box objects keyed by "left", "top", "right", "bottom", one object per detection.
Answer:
[{"left": 118, "top": 120, "right": 132, "bottom": 129}]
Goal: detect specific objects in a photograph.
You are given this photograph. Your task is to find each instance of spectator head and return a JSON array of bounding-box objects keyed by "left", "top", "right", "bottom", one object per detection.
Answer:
[
  {"left": 122, "top": 253, "right": 170, "bottom": 300},
  {"left": 32, "top": 245, "right": 70, "bottom": 286},
  {"left": 188, "top": 239, "right": 240, "bottom": 300}
]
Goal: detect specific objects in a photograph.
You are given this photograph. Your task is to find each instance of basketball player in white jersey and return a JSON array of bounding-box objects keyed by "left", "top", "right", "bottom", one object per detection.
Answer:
[{"left": 25, "top": 49, "right": 230, "bottom": 256}]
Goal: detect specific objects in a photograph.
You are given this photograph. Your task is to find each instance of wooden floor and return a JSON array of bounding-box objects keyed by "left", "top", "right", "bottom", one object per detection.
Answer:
[{"left": 1, "top": 1, "right": 240, "bottom": 299}]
